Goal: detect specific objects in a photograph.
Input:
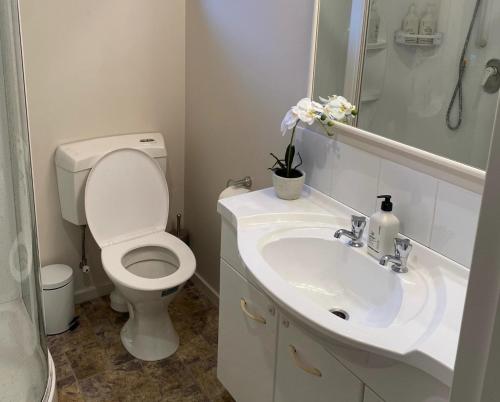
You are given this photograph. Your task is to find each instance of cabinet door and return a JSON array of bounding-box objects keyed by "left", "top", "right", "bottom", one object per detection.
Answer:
[
  {"left": 217, "top": 260, "right": 278, "bottom": 402},
  {"left": 364, "top": 387, "right": 385, "bottom": 402},
  {"left": 274, "top": 317, "right": 364, "bottom": 402}
]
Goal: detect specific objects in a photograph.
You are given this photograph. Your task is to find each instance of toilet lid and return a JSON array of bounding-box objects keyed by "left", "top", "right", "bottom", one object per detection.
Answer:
[{"left": 85, "top": 148, "right": 169, "bottom": 247}]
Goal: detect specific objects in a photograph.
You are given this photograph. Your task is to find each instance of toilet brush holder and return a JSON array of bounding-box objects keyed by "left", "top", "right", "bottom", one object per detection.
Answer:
[{"left": 169, "top": 213, "right": 190, "bottom": 245}]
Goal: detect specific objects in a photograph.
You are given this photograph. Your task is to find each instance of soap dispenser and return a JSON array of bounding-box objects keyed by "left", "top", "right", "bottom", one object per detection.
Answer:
[
  {"left": 367, "top": 195, "right": 400, "bottom": 260},
  {"left": 402, "top": 3, "right": 420, "bottom": 43}
]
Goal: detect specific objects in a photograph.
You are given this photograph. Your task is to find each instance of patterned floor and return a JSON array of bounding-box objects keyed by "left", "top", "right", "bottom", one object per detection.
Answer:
[{"left": 49, "top": 282, "right": 234, "bottom": 402}]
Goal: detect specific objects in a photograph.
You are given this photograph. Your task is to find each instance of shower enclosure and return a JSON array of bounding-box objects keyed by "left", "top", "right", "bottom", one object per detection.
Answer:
[{"left": 0, "top": 1, "right": 54, "bottom": 401}]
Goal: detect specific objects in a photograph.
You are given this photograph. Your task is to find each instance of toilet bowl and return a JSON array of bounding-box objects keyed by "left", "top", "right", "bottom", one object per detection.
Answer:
[{"left": 84, "top": 148, "right": 196, "bottom": 361}]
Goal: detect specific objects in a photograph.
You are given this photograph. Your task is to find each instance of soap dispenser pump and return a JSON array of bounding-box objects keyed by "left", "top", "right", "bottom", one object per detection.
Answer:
[{"left": 367, "top": 195, "right": 400, "bottom": 260}]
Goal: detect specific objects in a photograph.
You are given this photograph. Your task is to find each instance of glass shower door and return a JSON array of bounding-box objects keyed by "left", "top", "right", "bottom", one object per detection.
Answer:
[{"left": 0, "top": 0, "right": 49, "bottom": 400}]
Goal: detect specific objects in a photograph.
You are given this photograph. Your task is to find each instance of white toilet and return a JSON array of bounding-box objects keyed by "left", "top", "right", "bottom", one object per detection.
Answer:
[{"left": 55, "top": 133, "right": 196, "bottom": 361}]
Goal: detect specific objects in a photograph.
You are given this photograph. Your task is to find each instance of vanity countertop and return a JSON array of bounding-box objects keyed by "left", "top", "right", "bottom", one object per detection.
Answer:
[{"left": 218, "top": 186, "right": 469, "bottom": 387}]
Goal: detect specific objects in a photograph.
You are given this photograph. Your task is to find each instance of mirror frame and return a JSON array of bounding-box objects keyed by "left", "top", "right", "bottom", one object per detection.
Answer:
[{"left": 308, "top": 0, "right": 486, "bottom": 194}]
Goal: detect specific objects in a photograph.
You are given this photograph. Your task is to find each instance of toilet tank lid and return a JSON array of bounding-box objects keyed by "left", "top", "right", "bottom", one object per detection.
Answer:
[
  {"left": 55, "top": 133, "right": 166, "bottom": 173},
  {"left": 41, "top": 264, "right": 73, "bottom": 290}
]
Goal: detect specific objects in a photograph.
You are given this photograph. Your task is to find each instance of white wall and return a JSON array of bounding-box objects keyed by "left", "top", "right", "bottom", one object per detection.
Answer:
[
  {"left": 185, "top": 0, "right": 483, "bottom": 294},
  {"left": 450, "top": 97, "right": 500, "bottom": 402},
  {"left": 18, "top": 0, "right": 186, "bottom": 299},
  {"left": 185, "top": 0, "right": 316, "bottom": 290},
  {"left": 17, "top": 0, "right": 484, "bottom": 300},
  {"left": 297, "top": 127, "right": 482, "bottom": 267}
]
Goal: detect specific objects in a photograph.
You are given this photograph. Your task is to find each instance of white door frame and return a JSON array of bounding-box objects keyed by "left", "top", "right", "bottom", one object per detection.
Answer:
[{"left": 450, "top": 96, "right": 500, "bottom": 401}]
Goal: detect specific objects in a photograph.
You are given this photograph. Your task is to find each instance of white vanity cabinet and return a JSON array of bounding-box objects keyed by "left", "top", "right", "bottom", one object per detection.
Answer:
[
  {"left": 218, "top": 192, "right": 458, "bottom": 402},
  {"left": 274, "top": 316, "right": 364, "bottom": 402},
  {"left": 217, "top": 215, "right": 446, "bottom": 402},
  {"left": 217, "top": 259, "right": 278, "bottom": 402}
]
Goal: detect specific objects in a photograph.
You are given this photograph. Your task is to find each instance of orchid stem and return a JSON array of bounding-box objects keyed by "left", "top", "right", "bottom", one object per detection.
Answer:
[{"left": 286, "top": 123, "right": 297, "bottom": 178}]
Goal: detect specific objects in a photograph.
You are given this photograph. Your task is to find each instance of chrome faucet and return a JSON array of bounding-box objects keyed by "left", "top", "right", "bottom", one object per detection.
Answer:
[
  {"left": 334, "top": 215, "right": 366, "bottom": 248},
  {"left": 379, "top": 238, "right": 412, "bottom": 273}
]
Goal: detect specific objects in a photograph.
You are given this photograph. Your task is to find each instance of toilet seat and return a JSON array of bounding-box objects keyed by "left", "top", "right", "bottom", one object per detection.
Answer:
[
  {"left": 85, "top": 148, "right": 169, "bottom": 247},
  {"left": 85, "top": 148, "right": 196, "bottom": 291},
  {"left": 101, "top": 231, "right": 195, "bottom": 292}
]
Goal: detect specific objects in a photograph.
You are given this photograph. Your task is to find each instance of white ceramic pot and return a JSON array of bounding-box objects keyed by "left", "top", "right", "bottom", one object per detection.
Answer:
[{"left": 272, "top": 169, "right": 305, "bottom": 200}]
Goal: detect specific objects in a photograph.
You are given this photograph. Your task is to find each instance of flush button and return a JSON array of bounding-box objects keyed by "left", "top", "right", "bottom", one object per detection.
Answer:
[{"left": 140, "top": 138, "right": 155, "bottom": 143}]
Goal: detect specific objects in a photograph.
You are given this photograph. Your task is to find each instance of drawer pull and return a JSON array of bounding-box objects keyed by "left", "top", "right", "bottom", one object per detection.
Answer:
[
  {"left": 288, "top": 345, "right": 322, "bottom": 378},
  {"left": 240, "top": 298, "right": 266, "bottom": 324}
]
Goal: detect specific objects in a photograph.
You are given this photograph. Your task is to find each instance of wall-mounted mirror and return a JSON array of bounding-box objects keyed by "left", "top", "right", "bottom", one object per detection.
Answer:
[
  {"left": 313, "top": 0, "right": 499, "bottom": 171},
  {"left": 313, "top": 0, "right": 353, "bottom": 101}
]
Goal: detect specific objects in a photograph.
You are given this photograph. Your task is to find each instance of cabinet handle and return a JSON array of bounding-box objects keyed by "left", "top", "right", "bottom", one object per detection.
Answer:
[
  {"left": 240, "top": 298, "right": 266, "bottom": 324},
  {"left": 288, "top": 345, "right": 322, "bottom": 378}
]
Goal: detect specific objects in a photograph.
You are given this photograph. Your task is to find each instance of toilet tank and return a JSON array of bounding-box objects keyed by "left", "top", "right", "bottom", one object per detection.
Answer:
[{"left": 55, "top": 133, "right": 167, "bottom": 226}]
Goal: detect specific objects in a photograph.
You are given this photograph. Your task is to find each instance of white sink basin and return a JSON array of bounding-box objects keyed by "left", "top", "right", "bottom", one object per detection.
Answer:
[
  {"left": 261, "top": 232, "right": 425, "bottom": 329},
  {"left": 218, "top": 187, "right": 468, "bottom": 387}
]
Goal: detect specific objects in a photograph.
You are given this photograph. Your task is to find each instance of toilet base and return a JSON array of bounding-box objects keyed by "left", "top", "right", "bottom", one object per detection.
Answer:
[
  {"left": 120, "top": 301, "right": 179, "bottom": 361},
  {"left": 110, "top": 289, "right": 128, "bottom": 313}
]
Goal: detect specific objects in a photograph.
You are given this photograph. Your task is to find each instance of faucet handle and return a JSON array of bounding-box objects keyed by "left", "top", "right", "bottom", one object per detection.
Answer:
[
  {"left": 351, "top": 215, "right": 366, "bottom": 239},
  {"left": 394, "top": 238, "right": 412, "bottom": 258}
]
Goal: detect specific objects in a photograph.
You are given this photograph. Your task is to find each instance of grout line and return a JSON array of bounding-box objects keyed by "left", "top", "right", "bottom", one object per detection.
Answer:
[{"left": 429, "top": 180, "right": 441, "bottom": 246}]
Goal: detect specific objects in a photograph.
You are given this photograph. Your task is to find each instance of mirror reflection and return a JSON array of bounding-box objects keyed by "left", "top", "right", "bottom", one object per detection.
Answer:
[
  {"left": 313, "top": 0, "right": 353, "bottom": 101},
  {"left": 314, "top": 0, "right": 500, "bottom": 170}
]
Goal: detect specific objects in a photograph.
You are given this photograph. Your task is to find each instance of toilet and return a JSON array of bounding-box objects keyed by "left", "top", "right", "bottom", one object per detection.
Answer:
[{"left": 55, "top": 133, "right": 195, "bottom": 361}]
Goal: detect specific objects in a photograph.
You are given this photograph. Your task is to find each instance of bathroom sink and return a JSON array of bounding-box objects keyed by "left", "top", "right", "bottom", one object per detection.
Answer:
[
  {"left": 218, "top": 187, "right": 469, "bottom": 386},
  {"left": 260, "top": 233, "right": 425, "bottom": 328}
]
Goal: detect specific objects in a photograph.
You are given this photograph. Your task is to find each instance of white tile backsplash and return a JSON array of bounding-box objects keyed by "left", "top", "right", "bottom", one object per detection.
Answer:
[
  {"left": 330, "top": 141, "right": 380, "bottom": 216},
  {"left": 378, "top": 160, "right": 438, "bottom": 245},
  {"left": 296, "top": 129, "right": 481, "bottom": 268},
  {"left": 296, "top": 128, "right": 335, "bottom": 195},
  {"left": 430, "top": 181, "right": 482, "bottom": 267}
]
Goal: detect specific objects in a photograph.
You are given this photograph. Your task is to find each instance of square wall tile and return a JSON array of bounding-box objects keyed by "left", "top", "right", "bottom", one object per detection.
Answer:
[
  {"left": 330, "top": 141, "right": 381, "bottom": 216},
  {"left": 378, "top": 160, "right": 438, "bottom": 245},
  {"left": 430, "top": 181, "right": 482, "bottom": 267},
  {"left": 296, "top": 128, "right": 335, "bottom": 195}
]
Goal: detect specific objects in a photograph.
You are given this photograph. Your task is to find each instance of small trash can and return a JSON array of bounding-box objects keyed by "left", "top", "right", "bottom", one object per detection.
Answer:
[{"left": 41, "top": 264, "right": 75, "bottom": 335}]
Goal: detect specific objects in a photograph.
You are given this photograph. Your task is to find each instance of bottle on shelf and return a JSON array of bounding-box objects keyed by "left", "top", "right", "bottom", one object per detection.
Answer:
[
  {"left": 367, "top": 0, "right": 381, "bottom": 44},
  {"left": 402, "top": 3, "right": 419, "bottom": 43},
  {"left": 418, "top": 3, "right": 437, "bottom": 44}
]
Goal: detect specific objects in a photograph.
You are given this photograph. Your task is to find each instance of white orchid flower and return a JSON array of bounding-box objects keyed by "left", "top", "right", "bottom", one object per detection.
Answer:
[
  {"left": 320, "top": 95, "right": 356, "bottom": 123},
  {"left": 280, "top": 109, "right": 299, "bottom": 135},
  {"left": 293, "top": 98, "right": 323, "bottom": 124},
  {"left": 281, "top": 97, "right": 323, "bottom": 135}
]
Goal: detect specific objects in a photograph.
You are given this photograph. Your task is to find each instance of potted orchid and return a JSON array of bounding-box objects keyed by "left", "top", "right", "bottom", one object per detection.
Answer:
[{"left": 270, "top": 95, "right": 357, "bottom": 200}]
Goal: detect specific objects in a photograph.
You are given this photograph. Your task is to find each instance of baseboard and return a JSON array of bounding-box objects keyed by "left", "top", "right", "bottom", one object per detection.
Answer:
[
  {"left": 191, "top": 272, "right": 219, "bottom": 306},
  {"left": 74, "top": 282, "right": 114, "bottom": 304},
  {"left": 74, "top": 275, "right": 218, "bottom": 306}
]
